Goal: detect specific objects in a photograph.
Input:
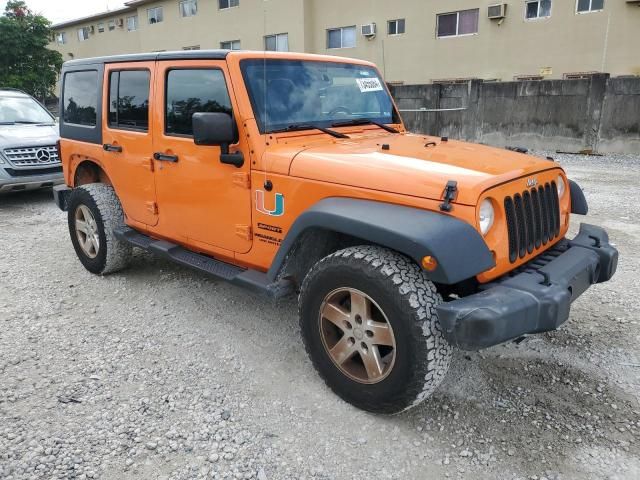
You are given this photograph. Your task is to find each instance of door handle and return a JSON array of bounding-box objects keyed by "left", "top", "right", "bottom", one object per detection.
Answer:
[
  {"left": 103, "top": 143, "right": 122, "bottom": 153},
  {"left": 153, "top": 152, "right": 179, "bottom": 163}
]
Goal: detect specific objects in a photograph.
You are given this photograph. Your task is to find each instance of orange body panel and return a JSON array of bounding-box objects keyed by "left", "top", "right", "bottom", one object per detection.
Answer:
[
  {"left": 149, "top": 60, "right": 253, "bottom": 256},
  {"left": 59, "top": 51, "right": 573, "bottom": 284},
  {"left": 102, "top": 62, "right": 159, "bottom": 226}
]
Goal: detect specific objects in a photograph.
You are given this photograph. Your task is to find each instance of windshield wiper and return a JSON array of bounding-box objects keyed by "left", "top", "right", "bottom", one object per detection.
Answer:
[
  {"left": 331, "top": 119, "right": 399, "bottom": 134},
  {"left": 271, "top": 124, "right": 350, "bottom": 139}
]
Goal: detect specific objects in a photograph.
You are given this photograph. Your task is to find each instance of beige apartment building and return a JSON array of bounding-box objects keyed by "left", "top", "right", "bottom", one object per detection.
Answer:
[{"left": 50, "top": 0, "right": 640, "bottom": 86}]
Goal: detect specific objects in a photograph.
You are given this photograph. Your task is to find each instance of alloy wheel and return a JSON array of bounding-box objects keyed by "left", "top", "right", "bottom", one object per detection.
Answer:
[
  {"left": 74, "top": 205, "right": 100, "bottom": 259},
  {"left": 319, "top": 288, "right": 397, "bottom": 384}
]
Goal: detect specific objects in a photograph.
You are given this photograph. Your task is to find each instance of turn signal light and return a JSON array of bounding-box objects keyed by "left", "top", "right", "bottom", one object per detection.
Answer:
[{"left": 421, "top": 256, "right": 438, "bottom": 272}]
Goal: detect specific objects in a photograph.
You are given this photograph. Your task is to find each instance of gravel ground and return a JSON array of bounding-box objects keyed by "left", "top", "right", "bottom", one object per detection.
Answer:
[{"left": 1, "top": 152, "right": 639, "bottom": 480}]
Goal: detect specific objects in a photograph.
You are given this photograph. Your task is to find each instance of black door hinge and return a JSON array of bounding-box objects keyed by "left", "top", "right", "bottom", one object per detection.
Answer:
[{"left": 440, "top": 180, "right": 458, "bottom": 212}]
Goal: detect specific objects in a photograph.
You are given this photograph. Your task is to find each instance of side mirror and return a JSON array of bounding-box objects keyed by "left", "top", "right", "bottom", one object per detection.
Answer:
[{"left": 192, "top": 112, "right": 244, "bottom": 168}]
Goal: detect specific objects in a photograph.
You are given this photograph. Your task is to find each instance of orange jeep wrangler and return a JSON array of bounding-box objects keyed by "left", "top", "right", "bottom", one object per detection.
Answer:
[{"left": 53, "top": 50, "right": 618, "bottom": 414}]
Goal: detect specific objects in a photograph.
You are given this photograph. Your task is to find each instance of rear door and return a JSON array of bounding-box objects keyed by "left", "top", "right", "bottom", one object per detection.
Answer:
[
  {"left": 102, "top": 62, "right": 158, "bottom": 226},
  {"left": 151, "top": 60, "right": 253, "bottom": 253}
]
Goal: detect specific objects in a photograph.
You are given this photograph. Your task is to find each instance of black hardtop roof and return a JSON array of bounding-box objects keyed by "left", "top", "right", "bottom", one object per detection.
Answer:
[{"left": 63, "top": 49, "right": 232, "bottom": 68}]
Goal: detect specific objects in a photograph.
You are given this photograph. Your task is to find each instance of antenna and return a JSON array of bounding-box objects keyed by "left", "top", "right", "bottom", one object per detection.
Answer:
[{"left": 262, "top": 3, "right": 269, "bottom": 190}]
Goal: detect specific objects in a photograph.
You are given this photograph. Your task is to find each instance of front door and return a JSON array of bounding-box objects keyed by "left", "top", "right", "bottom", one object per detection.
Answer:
[
  {"left": 152, "top": 61, "right": 253, "bottom": 254},
  {"left": 103, "top": 62, "right": 158, "bottom": 226}
]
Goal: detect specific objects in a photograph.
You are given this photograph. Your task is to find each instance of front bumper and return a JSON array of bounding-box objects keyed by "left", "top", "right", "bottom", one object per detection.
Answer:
[
  {"left": 437, "top": 224, "right": 618, "bottom": 350},
  {"left": 0, "top": 166, "right": 64, "bottom": 193}
]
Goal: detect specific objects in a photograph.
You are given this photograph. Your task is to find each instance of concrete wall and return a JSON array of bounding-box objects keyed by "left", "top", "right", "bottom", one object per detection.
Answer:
[{"left": 391, "top": 75, "right": 640, "bottom": 155}]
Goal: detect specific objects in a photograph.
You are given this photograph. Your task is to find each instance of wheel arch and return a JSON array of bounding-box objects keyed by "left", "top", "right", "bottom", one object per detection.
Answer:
[
  {"left": 72, "top": 158, "right": 113, "bottom": 187},
  {"left": 268, "top": 198, "right": 495, "bottom": 287}
]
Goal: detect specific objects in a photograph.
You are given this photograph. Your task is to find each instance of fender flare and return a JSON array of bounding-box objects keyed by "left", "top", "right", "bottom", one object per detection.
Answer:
[
  {"left": 267, "top": 198, "right": 495, "bottom": 285},
  {"left": 569, "top": 180, "right": 588, "bottom": 215}
]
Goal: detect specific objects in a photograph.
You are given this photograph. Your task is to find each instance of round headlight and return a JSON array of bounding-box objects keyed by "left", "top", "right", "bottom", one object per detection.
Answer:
[
  {"left": 479, "top": 199, "right": 495, "bottom": 236},
  {"left": 557, "top": 175, "right": 566, "bottom": 198}
]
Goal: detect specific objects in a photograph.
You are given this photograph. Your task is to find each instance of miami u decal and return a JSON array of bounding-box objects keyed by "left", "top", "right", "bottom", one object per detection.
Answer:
[{"left": 256, "top": 190, "right": 285, "bottom": 217}]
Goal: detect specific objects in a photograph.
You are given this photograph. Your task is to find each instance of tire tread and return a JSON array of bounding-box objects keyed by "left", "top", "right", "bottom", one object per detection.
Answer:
[
  {"left": 71, "top": 184, "right": 132, "bottom": 274},
  {"left": 299, "top": 245, "right": 452, "bottom": 413}
]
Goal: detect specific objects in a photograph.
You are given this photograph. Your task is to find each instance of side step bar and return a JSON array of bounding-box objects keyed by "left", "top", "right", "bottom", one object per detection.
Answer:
[{"left": 114, "top": 226, "right": 294, "bottom": 299}]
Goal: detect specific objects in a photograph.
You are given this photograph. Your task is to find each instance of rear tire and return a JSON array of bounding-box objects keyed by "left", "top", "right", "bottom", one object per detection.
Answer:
[
  {"left": 67, "top": 184, "right": 132, "bottom": 275},
  {"left": 299, "top": 245, "right": 452, "bottom": 414}
]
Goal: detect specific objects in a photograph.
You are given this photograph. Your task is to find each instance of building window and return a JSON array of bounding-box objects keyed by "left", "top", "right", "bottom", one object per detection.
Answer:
[
  {"left": 77, "top": 27, "right": 90, "bottom": 42},
  {"left": 97, "top": 22, "right": 105, "bottom": 33},
  {"left": 526, "top": 0, "right": 552, "bottom": 19},
  {"left": 327, "top": 26, "right": 356, "bottom": 49},
  {"left": 148, "top": 7, "right": 163, "bottom": 24},
  {"left": 56, "top": 32, "right": 67, "bottom": 45},
  {"left": 265, "top": 33, "right": 289, "bottom": 52},
  {"left": 165, "top": 69, "right": 232, "bottom": 136},
  {"left": 182, "top": 45, "right": 201, "bottom": 50},
  {"left": 63, "top": 70, "right": 98, "bottom": 126},
  {"left": 127, "top": 15, "right": 138, "bottom": 32},
  {"left": 180, "top": 0, "right": 197, "bottom": 17},
  {"left": 563, "top": 71, "right": 599, "bottom": 80},
  {"left": 108, "top": 20, "right": 115, "bottom": 31},
  {"left": 219, "top": 0, "right": 239, "bottom": 9},
  {"left": 388, "top": 19, "right": 405, "bottom": 35},
  {"left": 108, "top": 70, "right": 151, "bottom": 131},
  {"left": 436, "top": 9, "right": 479, "bottom": 38},
  {"left": 514, "top": 74, "right": 544, "bottom": 81},
  {"left": 576, "top": 0, "right": 604, "bottom": 13},
  {"left": 220, "top": 40, "right": 241, "bottom": 50},
  {"left": 432, "top": 77, "right": 476, "bottom": 85}
]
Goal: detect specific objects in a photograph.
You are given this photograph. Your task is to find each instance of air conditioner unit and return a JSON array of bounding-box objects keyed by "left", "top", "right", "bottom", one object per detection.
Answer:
[
  {"left": 361, "top": 23, "right": 377, "bottom": 38},
  {"left": 116, "top": 18, "right": 124, "bottom": 27},
  {"left": 488, "top": 4, "right": 507, "bottom": 19}
]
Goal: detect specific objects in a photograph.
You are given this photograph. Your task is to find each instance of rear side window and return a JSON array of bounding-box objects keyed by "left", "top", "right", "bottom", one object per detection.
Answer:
[
  {"left": 63, "top": 70, "right": 98, "bottom": 126},
  {"left": 165, "top": 69, "right": 232, "bottom": 136},
  {"left": 108, "top": 70, "right": 151, "bottom": 131}
]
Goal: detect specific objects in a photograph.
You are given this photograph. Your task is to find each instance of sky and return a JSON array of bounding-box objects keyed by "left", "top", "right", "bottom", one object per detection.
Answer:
[{"left": 1, "top": 0, "right": 126, "bottom": 24}]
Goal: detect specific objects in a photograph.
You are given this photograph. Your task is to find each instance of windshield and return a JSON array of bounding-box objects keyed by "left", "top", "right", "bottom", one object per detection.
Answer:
[
  {"left": 0, "top": 95, "right": 54, "bottom": 124},
  {"left": 240, "top": 59, "right": 398, "bottom": 133}
]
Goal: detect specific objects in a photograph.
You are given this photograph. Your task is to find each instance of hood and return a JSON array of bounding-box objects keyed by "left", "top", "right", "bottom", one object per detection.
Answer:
[
  {"left": 0, "top": 123, "right": 60, "bottom": 150},
  {"left": 285, "top": 133, "right": 561, "bottom": 205}
]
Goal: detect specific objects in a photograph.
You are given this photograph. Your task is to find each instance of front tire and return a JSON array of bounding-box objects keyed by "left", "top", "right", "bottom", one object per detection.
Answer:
[
  {"left": 299, "top": 246, "right": 453, "bottom": 414},
  {"left": 67, "top": 184, "right": 132, "bottom": 275}
]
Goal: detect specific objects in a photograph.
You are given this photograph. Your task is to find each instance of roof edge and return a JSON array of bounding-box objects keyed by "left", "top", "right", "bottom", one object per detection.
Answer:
[{"left": 52, "top": 6, "right": 137, "bottom": 29}]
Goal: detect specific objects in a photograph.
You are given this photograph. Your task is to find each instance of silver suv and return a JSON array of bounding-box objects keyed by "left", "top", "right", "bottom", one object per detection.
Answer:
[{"left": 0, "top": 88, "right": 62, "bottom": 193}]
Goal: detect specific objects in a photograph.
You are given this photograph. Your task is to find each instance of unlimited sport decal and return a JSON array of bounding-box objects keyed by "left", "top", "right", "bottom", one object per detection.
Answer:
[
  {"left": 256, "top": 223, "right": 283, "bottom": 247},
  {"left": 255, "top": 191, "right": 285, "bottom": 246}
]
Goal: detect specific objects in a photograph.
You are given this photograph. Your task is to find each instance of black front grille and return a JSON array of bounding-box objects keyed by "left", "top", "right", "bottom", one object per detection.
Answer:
[
  {"left": 4, "top": 166, "right": 62, "bottom": 177},
  {"left": 504, "top": 181, "right": 561, "bottom": 263}
]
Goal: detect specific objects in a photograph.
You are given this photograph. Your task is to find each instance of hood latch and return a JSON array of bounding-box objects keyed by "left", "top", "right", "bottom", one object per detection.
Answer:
[{"left": 440, "top": 180, "right": 458, "bottom": 212}]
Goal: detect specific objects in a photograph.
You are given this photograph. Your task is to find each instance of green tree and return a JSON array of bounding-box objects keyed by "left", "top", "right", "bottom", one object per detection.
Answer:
[{"left": 0, "top": 1, "right": 63, "bottom": 100}]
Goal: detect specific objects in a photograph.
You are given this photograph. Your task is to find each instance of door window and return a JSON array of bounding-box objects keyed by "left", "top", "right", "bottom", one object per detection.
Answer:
[
  {"left": 108, "top": 70, "right": 151, "bottom": 131},
  {"left": 165, "top": 69, "right": 232, "bottom": 136},
  {"left": 63, "top": 70, "right": 98, "bottom": 126}
]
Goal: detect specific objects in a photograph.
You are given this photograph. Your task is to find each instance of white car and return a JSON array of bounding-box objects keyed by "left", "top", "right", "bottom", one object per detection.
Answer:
[{"left": 0, "top": 88, "right": 62, "bottom": 193}]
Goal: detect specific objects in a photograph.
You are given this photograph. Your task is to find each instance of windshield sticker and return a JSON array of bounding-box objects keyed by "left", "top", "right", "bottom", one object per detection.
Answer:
[{"left": 356, "top": 77, "right": 383, "bottom": 93}]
